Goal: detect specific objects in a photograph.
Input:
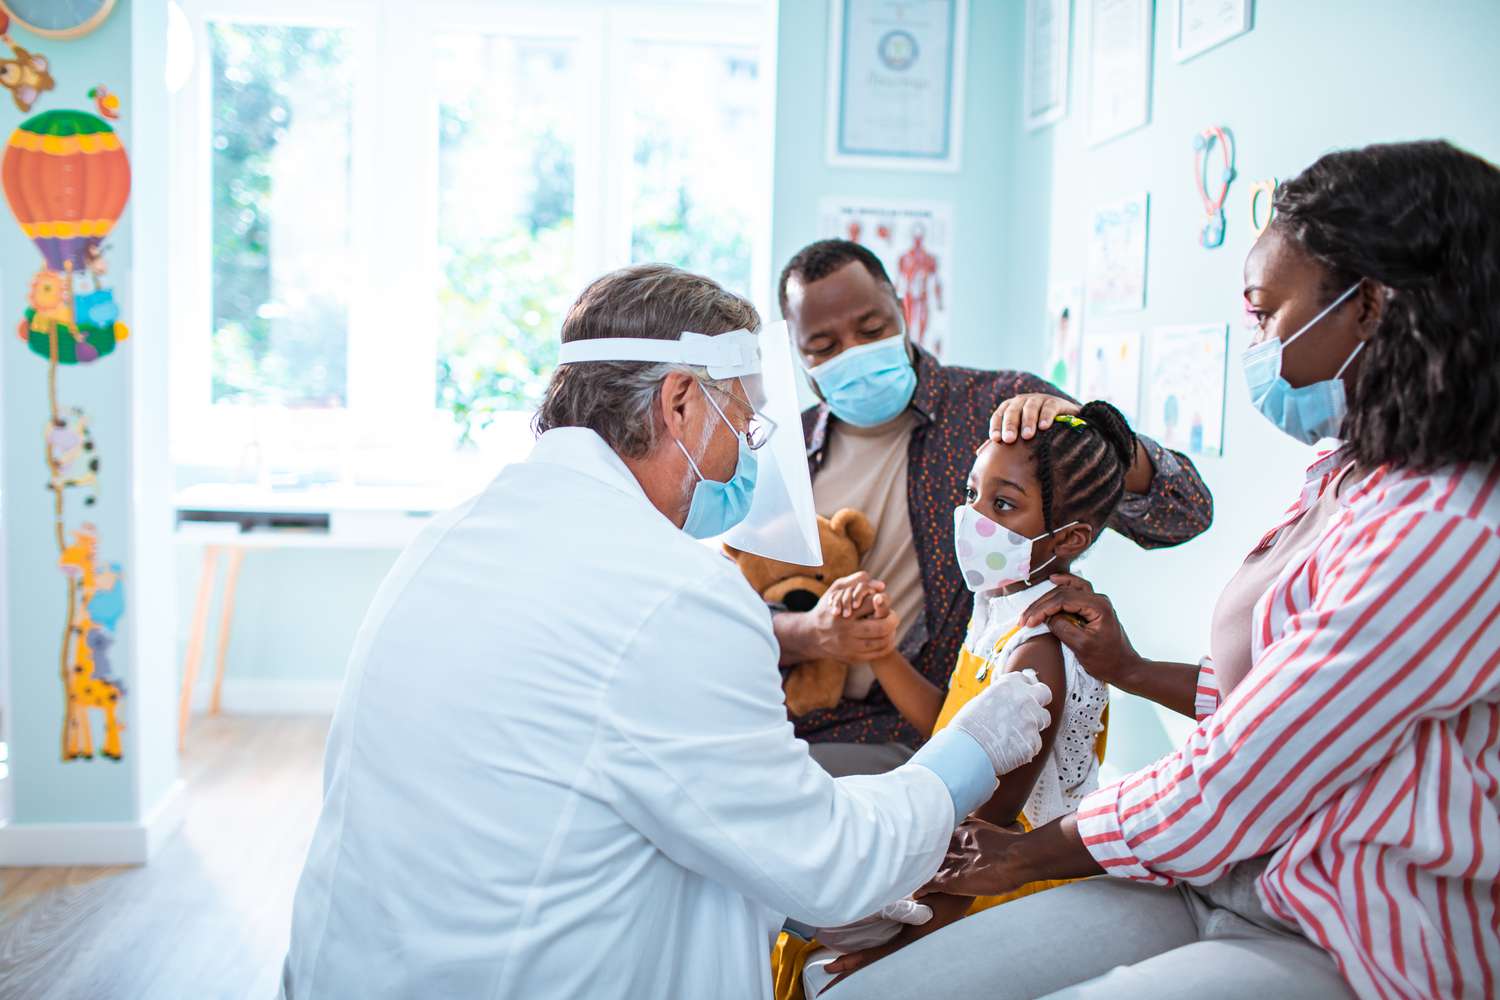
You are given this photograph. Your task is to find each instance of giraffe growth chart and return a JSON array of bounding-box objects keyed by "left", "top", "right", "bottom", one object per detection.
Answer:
[{"left": 3, "top": 102, "right": 132, "bottom": 760}]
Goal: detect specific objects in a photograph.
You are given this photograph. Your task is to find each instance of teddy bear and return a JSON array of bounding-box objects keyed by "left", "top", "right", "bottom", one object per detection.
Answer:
[{"left": 724, "top": 508, "right": 878, "bottom": 716}]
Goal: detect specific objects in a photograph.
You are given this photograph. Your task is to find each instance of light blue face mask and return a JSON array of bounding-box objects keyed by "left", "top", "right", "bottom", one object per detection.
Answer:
[
  {"left": 676, "top": 383, "right": 759, "bottom": 539},
  {"left": 805, "top": 335, "right": 918, "bottom": 428},
  {"left": 1242, "top": 281, "right": 1364, "bottom": 445}
]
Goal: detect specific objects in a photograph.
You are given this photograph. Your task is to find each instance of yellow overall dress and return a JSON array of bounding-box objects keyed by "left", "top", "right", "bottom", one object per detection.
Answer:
[{"left": 770, "top": 625, "right": 1109, "bottom": 1000}]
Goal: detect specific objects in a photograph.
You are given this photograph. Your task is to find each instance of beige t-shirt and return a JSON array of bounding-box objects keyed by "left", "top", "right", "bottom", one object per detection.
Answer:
[
  {"left": 811, "top": 411, "right": 926, "bottom": 699},
  {"left": 1209, "top": 465, "right": 1354, "bottom": 697}
]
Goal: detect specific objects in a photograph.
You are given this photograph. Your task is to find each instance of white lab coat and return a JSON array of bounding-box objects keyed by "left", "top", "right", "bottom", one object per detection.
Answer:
[{"left": 281, "top": 428, "right": 955, "bottom": 1000}]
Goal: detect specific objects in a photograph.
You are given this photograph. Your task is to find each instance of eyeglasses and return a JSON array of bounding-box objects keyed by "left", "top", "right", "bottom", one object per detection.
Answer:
[{"left": 704, "top": 383, "right": 777, "bottom": 451}]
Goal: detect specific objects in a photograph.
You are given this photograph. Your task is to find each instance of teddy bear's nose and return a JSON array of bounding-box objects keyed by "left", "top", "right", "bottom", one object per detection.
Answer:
[{"left": 783, "top": 589, "right": 820, "bottom": 613}]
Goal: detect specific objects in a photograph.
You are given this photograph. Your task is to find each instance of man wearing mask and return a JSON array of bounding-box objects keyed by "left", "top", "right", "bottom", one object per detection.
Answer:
[
  {"left": 774, "top": 240, "right": 1214, "bottom": 777},
  {"left": 280, "top": 264, "right": 1059, "bottom": 999}
]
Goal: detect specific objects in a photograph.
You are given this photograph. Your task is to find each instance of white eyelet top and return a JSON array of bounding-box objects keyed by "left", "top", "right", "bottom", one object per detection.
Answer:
[{"left": 963, "top": 580, "right": 1110, "bottom": 827}]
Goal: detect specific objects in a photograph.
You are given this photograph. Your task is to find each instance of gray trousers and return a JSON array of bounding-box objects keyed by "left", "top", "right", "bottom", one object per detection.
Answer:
[
  {"left": 819, "top": 863, "right": 1354, "bottom": 1000},
  {"left": 809, "top": 742, "right": 915, "bottom": 777}
]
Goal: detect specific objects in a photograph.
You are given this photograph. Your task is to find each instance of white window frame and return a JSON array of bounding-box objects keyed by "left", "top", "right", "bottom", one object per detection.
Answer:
[{"left": 168, "top": 0, "right": 776, "bottom": 480}]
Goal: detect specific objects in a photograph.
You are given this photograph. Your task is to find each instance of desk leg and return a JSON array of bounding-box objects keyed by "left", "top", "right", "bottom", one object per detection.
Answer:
[
  {"left": 178, "top": 545, "right": 221, "bottom": 752},
  {"left": 209, "top": 546, "right": 246, "bottom": 717}
]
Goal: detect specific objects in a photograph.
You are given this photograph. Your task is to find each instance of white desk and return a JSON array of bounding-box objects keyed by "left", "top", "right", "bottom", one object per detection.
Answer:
[{"left": 173, "top": 484, "right": 468, "bottom": 749}]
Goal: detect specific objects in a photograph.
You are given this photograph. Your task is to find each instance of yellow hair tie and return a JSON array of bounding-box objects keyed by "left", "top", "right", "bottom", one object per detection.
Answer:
[{"left": 1053, "top": 414, "right": 1089, "bottom": 429}]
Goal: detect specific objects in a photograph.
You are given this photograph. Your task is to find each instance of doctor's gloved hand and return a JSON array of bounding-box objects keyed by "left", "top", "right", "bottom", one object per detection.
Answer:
[
  {"left": 813, "top": 898, "right": 933, "bottom": 954},
  {"left": 947, "top": 670, "right": 1053, "bottom": 775}
]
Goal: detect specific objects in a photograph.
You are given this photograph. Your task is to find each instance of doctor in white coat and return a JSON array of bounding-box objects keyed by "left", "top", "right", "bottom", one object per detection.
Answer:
[{"left": 280, "top": 264, "right": 1053, "bottom": 999}]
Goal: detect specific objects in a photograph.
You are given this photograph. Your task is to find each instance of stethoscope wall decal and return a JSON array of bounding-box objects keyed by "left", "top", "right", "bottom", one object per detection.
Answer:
[{"left": 1193, "top": 125, "right": 1236, "bottom": 249}]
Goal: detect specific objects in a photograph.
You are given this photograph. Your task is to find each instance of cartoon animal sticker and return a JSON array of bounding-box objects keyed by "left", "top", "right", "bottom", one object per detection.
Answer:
[
  {"left": 0, "top": 13, "right": 54, "bottom": 112},
  {"left": 89, "top": 84, "right": 120, "bottom": 120},
  {"left": 3, "top": 101, "right": 137, "bottom": 761},
  {"left": 58, "top": 523, "right": 126, "bottom": 760}
]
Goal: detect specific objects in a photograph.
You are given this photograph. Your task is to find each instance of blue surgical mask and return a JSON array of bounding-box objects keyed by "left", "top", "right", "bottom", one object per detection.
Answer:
[
  {"left": 676, "top": 383, "right": 759, "bottom": 538},
  {"left": 806, "top": 336, "right": 917, "bottom": 427},
  {"left": 1242, "top": 282, "right": 1363, "bottom": 445}
]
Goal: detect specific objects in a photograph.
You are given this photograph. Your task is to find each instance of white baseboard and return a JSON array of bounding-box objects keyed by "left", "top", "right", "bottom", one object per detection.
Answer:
[
  {"left": 197, "top": 678, "right": 343, "bottom": 715},
  {"left": 0, "top": 778, "right": 185, "bottom": 866}
]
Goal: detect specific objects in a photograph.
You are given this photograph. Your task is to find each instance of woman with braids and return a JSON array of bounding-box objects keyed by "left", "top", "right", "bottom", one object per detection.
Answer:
[
  {"left": 820, "top": 140, "right": 1500, "bottom": 999},
  {"left": 779, "top": 400, "right": 1139, "bottom": 999}
]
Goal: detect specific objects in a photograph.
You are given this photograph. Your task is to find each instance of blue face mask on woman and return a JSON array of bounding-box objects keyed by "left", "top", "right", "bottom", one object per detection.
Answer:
[
  {"left": 676, "top": 383, "right": 758, "bottom": 539},
  {"left": 1242, "top": 281, "right": 1364, "bottom": 445},
  {"left": 806, "top": 336, "right": 918, "bottom": 427}
]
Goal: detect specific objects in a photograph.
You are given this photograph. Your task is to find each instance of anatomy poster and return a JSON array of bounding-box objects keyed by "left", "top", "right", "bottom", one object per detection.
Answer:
[
  {"left": 1080, "top": 328, "right": 1142, "bottom": 423},
  {"left": 1144, "top": 323, "right": 1228, "bottom": 456},
  {"left": 1087, "top": 193, "right": 1149, "bottom": 314},
  {"left": 1044, "top": 280, "right": 1083, "bottom": 395},
  {"left": 818, "top": 198, "right": 952, "bottom": 359}
]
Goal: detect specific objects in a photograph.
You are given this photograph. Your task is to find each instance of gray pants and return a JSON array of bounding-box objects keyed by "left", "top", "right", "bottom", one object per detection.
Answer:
[
  {"left": 809, "top": 742, "right": 915, "bottom": 777},
  {"left": 820, "top": 863, "right": 1354, "bottom": 1000}
]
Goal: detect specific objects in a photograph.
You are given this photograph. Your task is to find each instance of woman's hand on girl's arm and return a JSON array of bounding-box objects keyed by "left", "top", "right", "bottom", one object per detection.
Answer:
[
  {"left": 921, "top": 814, "right": 1104, "bottom": 900},
  {"left": 1021, "top": 574, "right": 1200, "bottom": 718}
]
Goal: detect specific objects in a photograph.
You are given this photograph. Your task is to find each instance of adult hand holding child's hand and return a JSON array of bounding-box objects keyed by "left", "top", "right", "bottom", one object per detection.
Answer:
[{"left": 795, "top": 572, "right": 901, "bottom": 663}]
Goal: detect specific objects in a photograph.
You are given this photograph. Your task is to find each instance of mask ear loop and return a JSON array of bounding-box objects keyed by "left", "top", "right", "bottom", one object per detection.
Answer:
[
  {"left": 1281, "top": 280, "right": 1363, "bottom": 351},
  {"left": 674, "top": 380, "right": 739, "bottom": 482},
  {"left": 674, "top": 438, "right": 705, "bottom": 483},
  {"left": 1333, "top": 340, "right": 1365, "bottom": 379},
  {"left": 1023, "top": 520, "right": 1082, "bottom": 584}
]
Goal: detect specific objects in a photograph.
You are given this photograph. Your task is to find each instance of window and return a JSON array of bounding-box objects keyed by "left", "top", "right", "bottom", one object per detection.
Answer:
[
  {"left": 628, "top": 39, "right": 761, "bottom": 295},
  {"left": 209, "top": 23, "right": 355, "bottom": 408},
  {"left": 169, "top": 0, "right": 774, "bottom": 483},
  {"left": 434, "top": 34, "right": 580, "bottom": 440}
]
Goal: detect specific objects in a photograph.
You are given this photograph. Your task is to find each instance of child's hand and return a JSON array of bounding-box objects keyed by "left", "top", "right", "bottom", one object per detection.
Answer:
[{"left": 823, "top": 571, "right": 888, "bottom": 619}]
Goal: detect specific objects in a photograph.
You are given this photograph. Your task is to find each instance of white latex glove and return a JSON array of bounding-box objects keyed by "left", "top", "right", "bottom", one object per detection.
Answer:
[
  {"left": 947, "top": 669, "right": 1053, "bottom": 775},
  {"left": 814, "top": 898, "right": 934, "bottom": 954}
]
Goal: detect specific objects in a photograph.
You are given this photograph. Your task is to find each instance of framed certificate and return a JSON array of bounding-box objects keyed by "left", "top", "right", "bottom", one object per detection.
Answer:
[
  {"left": 826, "top": 0, "right": 968, "bottom": 172},
  {"left": 1086, "top": 0, "right": 1153, "bottom": 146},
  {"left": 1172, "top": 0, "right": 1254, "bottom": 62},
  {"left": 1023, "top": 0, "right": 1070, "bottom": 131}
]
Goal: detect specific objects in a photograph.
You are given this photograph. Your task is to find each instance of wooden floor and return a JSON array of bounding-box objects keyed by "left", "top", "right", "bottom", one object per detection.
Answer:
[{"left": 0, "top": 716, "right": 330, "bottom": 1000}]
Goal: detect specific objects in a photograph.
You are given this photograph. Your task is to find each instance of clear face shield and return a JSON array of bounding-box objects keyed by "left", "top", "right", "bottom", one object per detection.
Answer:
[{"left": 554, "top": 321, "right": 822, "bottom": 566}]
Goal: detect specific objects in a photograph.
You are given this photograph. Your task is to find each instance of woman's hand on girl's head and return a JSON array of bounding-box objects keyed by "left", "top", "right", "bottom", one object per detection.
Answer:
[
  {"left": 990, "top": 393, "right": 1081, "bottom": 444},
  {"left": 1020, "top": 575, "right": 1141, "bottom": 686}
]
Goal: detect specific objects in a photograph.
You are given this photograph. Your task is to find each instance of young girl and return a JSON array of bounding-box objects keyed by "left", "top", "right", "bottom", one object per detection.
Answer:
[{"left": 783, "top": 400, "right": 1139, "bottom": 999}]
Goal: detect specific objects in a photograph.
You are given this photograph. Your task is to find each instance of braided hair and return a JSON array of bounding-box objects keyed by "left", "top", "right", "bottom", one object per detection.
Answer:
[{"left": 1028, "top": 400, "right": 1137, "bottom": 536}]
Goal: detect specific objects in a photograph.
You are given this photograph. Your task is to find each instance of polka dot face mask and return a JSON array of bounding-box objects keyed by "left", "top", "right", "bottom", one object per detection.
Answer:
[{"left": 952, "top": 505, "right": 1079, "bottom": 594}]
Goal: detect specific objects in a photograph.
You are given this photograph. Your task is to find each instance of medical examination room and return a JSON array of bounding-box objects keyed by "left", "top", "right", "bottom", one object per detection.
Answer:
[{"left": 0, "top": 0, "right": 1497, "bottom": 997}]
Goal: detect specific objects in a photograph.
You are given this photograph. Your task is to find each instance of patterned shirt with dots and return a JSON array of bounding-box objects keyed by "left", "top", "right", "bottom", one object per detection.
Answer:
[{"left": 792, "top": 345, "right": 1215, "bottom": 747}]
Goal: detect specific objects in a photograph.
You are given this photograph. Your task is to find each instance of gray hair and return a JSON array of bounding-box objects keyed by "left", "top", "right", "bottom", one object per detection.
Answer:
[{"left": 533, "top": 264, "right": 760, "bottom": 458}]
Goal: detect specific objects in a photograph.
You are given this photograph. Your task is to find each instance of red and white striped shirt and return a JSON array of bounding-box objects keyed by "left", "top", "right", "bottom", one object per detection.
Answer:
[{"left": 1078, "top": 455, "right": 1500, "bottom": 1000}]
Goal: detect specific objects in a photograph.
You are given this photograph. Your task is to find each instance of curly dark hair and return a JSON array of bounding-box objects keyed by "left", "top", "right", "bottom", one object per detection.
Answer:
[
  {"left": 1272, "top": 140, "right": 1500, "bottom": 470},
  {"left": 777, "top": 239, "right": 896, "bottom": 317},
  {"left": 1028, "top": 400, "right": 1137, "bottom": 535}
]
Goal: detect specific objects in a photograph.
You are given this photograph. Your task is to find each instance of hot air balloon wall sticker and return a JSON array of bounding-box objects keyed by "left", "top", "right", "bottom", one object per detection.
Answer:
[{"left": 3, "top": 102, "right": 131, "bottom": 761}]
